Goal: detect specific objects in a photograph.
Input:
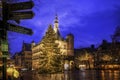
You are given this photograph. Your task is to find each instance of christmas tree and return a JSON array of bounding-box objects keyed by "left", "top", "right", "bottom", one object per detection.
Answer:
[{"left": 38, "top": 25, "right": 63, "bottom": 73}]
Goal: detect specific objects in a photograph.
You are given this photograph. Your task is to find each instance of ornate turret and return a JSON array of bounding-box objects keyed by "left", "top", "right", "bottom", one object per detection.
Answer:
[
  {"left": 54, "top": 14, "right": 59, "bottom": 33},
  {"left": 53, "top": 14, "right": 62, "bottom": 40}
]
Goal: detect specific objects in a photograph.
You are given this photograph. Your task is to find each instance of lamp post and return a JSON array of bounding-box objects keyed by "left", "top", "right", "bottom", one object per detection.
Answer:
[{"left": 1, "top": 0, "right": 8, "bottom": 80}]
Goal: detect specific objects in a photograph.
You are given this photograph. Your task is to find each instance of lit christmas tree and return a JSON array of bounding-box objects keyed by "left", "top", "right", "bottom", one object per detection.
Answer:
[{"left": 38, "top": 25, "right": 63, "bottom": 73}]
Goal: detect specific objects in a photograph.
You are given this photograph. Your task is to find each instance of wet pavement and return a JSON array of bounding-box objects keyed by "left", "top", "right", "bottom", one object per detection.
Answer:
[{"left": 16, "top": 70, "right": 120, "bottom": 80}]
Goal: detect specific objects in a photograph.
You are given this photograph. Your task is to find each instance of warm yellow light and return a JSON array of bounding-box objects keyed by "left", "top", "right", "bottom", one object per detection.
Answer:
[
  {"left": 7, "top": 67, "right": 19, "bottom": 78},
  {"left": 102, "top": 55, "right": 112, "bottom": 61},
  {"left": 13, "top": 69, "right": 19, "bottom": 78},
  {"left": 79, "top": 64, "right": 86, "bottom": 68},
  {"left": 7, "top": 67, "right": 14, "bottom": 76}
]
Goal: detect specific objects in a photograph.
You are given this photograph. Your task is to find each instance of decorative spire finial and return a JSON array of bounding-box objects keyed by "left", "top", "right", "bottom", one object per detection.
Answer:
[{"left": 54, "top": 14, "right": 58, "bottom": 23}]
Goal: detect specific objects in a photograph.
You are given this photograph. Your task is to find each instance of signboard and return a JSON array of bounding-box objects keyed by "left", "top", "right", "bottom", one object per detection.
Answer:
[
  {"left": 2, "top": 52, "right": 9, "bottom": 57},
  {"left": 1, "top": 40, "right": 8, "bottom": 52},
  {"left": 9, "top": 11, "right": 34, "bottom": 20},
  {"left": 7, "top": 23, "right": 33, "bottom": 35},
  {"left": 8, "top": 1, "right": 34, "bottom": 11}
]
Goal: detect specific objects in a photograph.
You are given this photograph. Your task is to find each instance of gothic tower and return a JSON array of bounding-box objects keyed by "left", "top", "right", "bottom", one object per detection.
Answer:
[
  {"left": 66, "top": 34, "right": 74, "bottom": 56},
  {"left": 53, "top": 14, "right": 61, "bottom": 39}
]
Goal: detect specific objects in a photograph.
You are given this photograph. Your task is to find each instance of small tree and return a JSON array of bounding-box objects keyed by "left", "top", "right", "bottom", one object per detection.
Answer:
[
  {"left": 76, "top": 52, "right": 93, "bottom": 69},
  {"left": 101, "top": 54, "right": 112, "bottom": 61}
]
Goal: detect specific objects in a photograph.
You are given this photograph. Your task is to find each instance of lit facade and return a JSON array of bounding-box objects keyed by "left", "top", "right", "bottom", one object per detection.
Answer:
[
  {"left": 21, "top": 42, "right": 32, "bottom": 70},
  {"left": 32, "top": 15, "right": 74, "bottom": 70},
  {"left": 74, "top": 46, "right": 96, "bottom": 69},
  {"left": 14, "top": 42, "right": 32, "bottom": 70},
  {"left": 14, "top": 52, "right": 22, "bottom": 68}
]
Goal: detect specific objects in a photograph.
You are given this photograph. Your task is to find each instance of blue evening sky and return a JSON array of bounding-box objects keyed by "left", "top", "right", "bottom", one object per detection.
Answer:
[{"left": 6, "top": 0, "right": 120, "bottom": 55}]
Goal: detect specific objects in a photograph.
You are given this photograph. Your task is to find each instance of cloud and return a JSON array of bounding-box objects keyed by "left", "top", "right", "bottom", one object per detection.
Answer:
[{"left": 8, "top": 0, "right": 120, "bottom": 54}]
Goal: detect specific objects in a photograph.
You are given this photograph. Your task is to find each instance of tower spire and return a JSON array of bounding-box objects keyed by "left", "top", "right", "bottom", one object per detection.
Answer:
[
  {"left": 54, "top": 14, "right": 58, "bottom": 23},
  {"left": 54, "top": 14, "right": 59, "bottom": 33}
]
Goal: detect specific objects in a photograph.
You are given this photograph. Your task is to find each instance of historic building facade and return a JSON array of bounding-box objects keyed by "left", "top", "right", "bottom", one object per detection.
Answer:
[
  {"left": 21, "top": 42, "right": 32, "bottom": 70},
  {"left": 14, "top": 42, "right": 32, "bottom": 70},
  {"left": 32, "top": 15, "right": 74, "bottom": 70},
  {"left": 14, "top": 52, "right": 22, "bottom": 68}
]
